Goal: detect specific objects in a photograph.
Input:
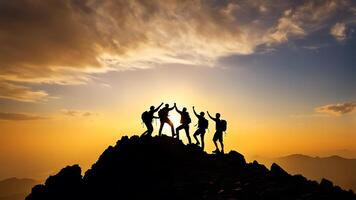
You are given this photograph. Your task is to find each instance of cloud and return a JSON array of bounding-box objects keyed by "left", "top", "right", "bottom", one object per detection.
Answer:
[
  {"left": 0, "top": 0, "right": 353, "bottom": 102},
  {"left": 315, "top": 102, "right": 356, "bottom": 116},
  {"left": 267, "top": 9, "right": 306, "bottom": 43},
  {"left": 330, "top": 22, "right": 347, "bottom": 41},
  {"left": 289, "top": 113, "right": 330, "bottom": 118},
  {"left": 0, "top": 112, "right": 47, "bottom": 121},
  {"left": 61, "top": 109, "right": 97, "bottom": 117},
  {"left": 265, "top": 0, "right": 348, "bottom": 44},
  {"left": 0, "top": 81, "right": 49, "bottom": 102}
]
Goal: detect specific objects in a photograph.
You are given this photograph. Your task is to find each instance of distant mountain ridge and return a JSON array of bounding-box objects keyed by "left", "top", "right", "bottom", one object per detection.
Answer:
[
  {"left": 25, "top": 135, "right": 356, "bottom": 200},
  {"left": 281, "top": 154, "right": 354, "bottom": 160},
  {"left": 272, "top": 154, "right": 356, "bottom": 192},
  {"left": 0, "top": 178, "right": 38, "bottom": 200}
]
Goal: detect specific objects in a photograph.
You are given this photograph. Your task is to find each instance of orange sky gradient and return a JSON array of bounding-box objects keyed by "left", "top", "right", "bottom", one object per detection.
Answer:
[{"left": 0, "top": 0, "right": 355, "bottom": 181}]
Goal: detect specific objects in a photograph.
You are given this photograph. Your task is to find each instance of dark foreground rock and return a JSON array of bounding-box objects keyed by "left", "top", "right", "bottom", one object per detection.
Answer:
[{"left": 26, "top": 135, "right": 356, "bottom": 200}]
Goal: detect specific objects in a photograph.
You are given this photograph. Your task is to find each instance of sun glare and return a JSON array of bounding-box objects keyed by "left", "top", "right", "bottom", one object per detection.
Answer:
[
  {"left": 169, "top": 112, "right": 181, "bottom": 127},
  {"left": 153, "top": 112, "right": 182, "bottom": 137}
]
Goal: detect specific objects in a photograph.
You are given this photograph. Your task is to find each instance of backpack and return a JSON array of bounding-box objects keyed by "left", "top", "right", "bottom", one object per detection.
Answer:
[
  {"left": 181, "top": 112, "right": 191, "bottom": 124},
  {"left": 199, "top": 118, "right": 209, "bottom": 129},
  {"left": 219, "top": 120, "right": 227, "bottom": 132},
  {"left": 141, "top": 111, "right": 150, "bottom": 123}
]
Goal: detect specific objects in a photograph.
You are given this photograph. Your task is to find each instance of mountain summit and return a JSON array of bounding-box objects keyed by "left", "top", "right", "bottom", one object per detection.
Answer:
[{"left": 26, "top": 135, "right": 355, "bottom": 200}]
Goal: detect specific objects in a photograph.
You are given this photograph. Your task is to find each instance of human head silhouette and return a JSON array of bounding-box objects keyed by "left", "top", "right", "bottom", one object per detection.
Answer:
[
  {"left": 182, "top": 107, "right": 187, "bottom": 112},
  {"left": 150, "top": 106, "right": 154, "bottom": 111},
  {"left": 216, "top": 113, "right": 221, "bottom": 119},
  {"left": 200, "top": 112, "right": 205, "bottom": 116},
  {"left": 165, "top": 104, "right": 169, "bottom": 108}
]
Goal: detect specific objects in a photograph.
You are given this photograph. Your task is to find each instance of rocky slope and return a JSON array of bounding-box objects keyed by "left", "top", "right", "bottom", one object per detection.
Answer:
[{"left": 26, "top": 135, "right": 356, "bottom": 200}]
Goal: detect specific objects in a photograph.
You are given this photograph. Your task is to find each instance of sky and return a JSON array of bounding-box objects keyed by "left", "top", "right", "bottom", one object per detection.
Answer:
[{"left": 0, "top": 0, "right": 355, "bottom": 180}]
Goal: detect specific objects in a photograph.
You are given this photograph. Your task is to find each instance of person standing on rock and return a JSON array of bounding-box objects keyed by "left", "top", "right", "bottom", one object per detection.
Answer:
[
  {"left": 141, "top": 103, "right": 163, "bottom": 137},
  {"left": 192, "top": 106, "right": 209, "bottom": 151},
  {"left": 174, "top": 103, "right": 192, "bottom": 144},
  {"left": 158, "top": 103, "right": 175, "bottom": 137},
  {"left": 207, "top": 111, "right": 227, "bottom": 154}
]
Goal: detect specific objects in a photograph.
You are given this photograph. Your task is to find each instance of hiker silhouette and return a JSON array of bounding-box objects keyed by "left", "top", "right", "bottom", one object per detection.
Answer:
[
  {"left": 192, "top": 106, "right": 209, "bottom": 151},
  {"left": 141, "top": 103, "right": 163, "bottom": 137},
  {"left": 158, "top": 104, "right": 175, "bottom": 137},
  {"left": 174, "top": 103, "right": 192, "bottom": 144},
  {"left": 207, "top": 111, "right": 227, "bottom": 154}
]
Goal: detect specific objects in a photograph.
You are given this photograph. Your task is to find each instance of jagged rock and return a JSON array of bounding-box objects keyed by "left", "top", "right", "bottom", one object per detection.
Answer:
[
  {"left": 26, "top": 135, "right": 356, "bottom": 200},
  {"left": 26, "top": 165, "right": 82, "bottom": 200},
  {"left": 270, "top": 163, "right": 289, "bottom": 177},
  {"left": 227, "top": 151, "right": 246, "bottom": 166},
  {"left": 320, "top": 178, "right": 334, "bottom": 189}
]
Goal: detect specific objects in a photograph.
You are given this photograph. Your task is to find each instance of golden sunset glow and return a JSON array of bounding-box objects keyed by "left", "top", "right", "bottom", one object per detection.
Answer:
[{"left": 0, "top": 0, "right": 355, "bottom": 184}]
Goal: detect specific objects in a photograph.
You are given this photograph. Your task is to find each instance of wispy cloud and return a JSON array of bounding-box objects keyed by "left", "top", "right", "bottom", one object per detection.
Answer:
[
  {"left": 315, "top": 102, "right": 356, "bottom": 116},
  {"left": 0, "top": 112, "right": 48, "bottom": 121},
  {"left": 330, "top": 22, "right": 347, "bottom": 41},
  {"left": 61, "top": 109, "right": 98, "bottom": 117},
  {"left": 289, "top": 113, "right": 330, "bottom": 118},
  {"left": 267, "top": 9, "right": 306, "bottom": 43},
  {"left": 0, "top": 81, "right": 49, "bottom": 102}
]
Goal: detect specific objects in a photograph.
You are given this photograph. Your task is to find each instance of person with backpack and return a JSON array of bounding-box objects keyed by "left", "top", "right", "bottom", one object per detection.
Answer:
[
  {"left": 192, "top": 106, "right": 208, "bottom": 151},
  {"left": 158, "top": 103, "right": 175, "bottom": 137},
  {"left": 174, "top": 103, "right": 192, "bottom": 144},
  {"left": 207, "top": 111, "right": 227, "bottom": 154},
  {"left": 141, "top": 103, "right": 164, "bottom": 137}
]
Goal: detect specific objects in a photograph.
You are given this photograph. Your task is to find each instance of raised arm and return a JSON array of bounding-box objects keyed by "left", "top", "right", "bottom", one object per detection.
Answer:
[
  {"left": 207, "top": 111, "right": 216, "bottom": 121},
  {"left": 154, "top": 102, "right": 164, "bottom": 112},
  {"left": 174, "top": 103, "right": 182, "bottom": 114},
  {"left": 193, "top": 106, "right": 199, "bottom": 117}
]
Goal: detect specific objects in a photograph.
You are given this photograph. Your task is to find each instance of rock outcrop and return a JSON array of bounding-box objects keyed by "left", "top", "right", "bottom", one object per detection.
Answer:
[{"left": 26, "top": 135, "right": 356, "bottom": 200}]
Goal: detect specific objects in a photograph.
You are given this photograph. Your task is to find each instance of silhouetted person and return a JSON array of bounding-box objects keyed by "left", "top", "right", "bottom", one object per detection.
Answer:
[
  {"left": 174, "top": 103, "right": 192, "bottom": 144},
  {"left": 192, "top": 106, "right": 209, "bottom": 151},
  {"left": 141, "top": 103, "right": 164, "bottom": 137},
  {"left": 207, "top": 111, "right": 227, "bottom": 154},
  {"left": 158, "top": 104, "right": 175, "bottom": 137}
]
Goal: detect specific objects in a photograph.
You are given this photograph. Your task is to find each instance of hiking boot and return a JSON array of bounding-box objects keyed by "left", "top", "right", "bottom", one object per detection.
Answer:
[{"left": 212, "top": 149, "right": 220, "bottom": 154}]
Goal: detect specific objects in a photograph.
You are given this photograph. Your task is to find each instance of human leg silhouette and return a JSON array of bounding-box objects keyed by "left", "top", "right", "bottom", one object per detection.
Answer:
[
  {"left": 193, "top": 129, "right": 201, "bottom": 145},
  {"left": 142, "top": 122, "right": 153, "bottom": 136},
  {"left": 158, "top": 120, "right": 164, "bottom": 136},
  {"left": 200, "top": 132, "right": 205, "bottom": 151},
  {"left": 166, "top": 119, "right": 175, "bottom": 137},
  {"left": 146, "top": 123, "right": 153, "bottom": 136},
  {"left": 213, "top": 139, "right": 219, "bottom": 152},
  {"left": 213, "top": 131, "right": 222, "bottom": 153},
  {"left": 220, "top": 140, "right": 224, "bottom": 154},
  {"left": 176, "top": 125, "right": 184, "bottom": 139},
  {"left": 184, "top": 125, "right": 191, "bottom": 144},
  {"left": 218, "top": 132, "right": 224, "bottom": 153}
]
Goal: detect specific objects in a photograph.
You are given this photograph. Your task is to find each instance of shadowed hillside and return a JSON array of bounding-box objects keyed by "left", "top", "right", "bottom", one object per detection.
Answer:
[{"left": 26, "top": 135, "right": 356, "bottom": 200}]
